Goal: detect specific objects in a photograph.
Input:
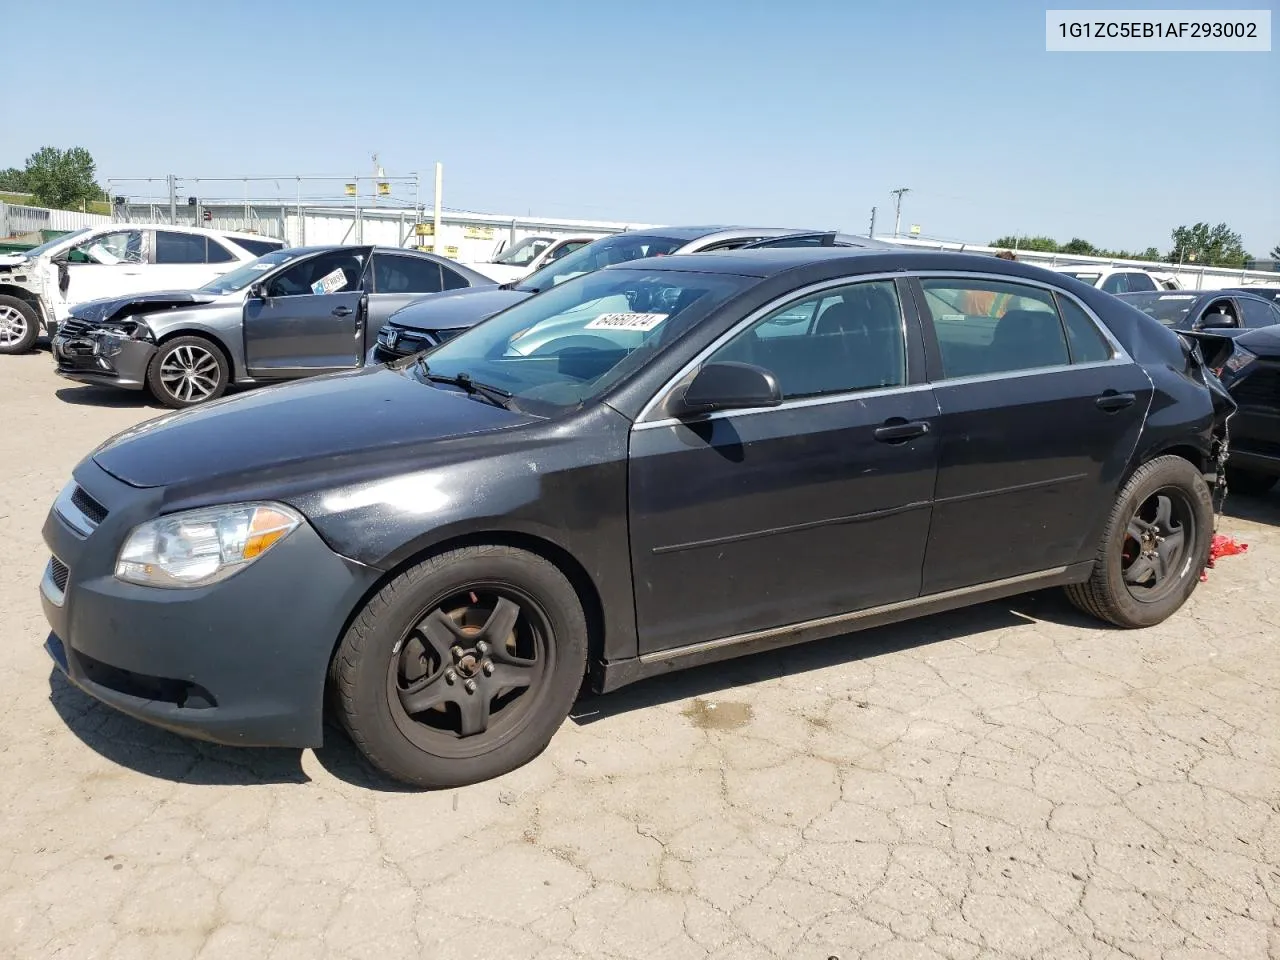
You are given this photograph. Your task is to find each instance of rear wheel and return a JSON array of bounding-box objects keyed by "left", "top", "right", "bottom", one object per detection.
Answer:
[
  {"left": 1225, "top": 467, "right": 1277, "bottom": 497},
  {"left": 330, "top": 545, "right": 588, "bottom": 788},
  {"left": 147, "top": 336, "right": 229, "bottom": 408},
  {"left": 1065, "top": 456, "right": 1212, "bottom": 628},
  {"left": 0, "top": 295, "right": 39, "bottom": 355}
]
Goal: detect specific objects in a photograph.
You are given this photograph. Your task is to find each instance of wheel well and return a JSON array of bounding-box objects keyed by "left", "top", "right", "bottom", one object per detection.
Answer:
[
  {"left": 327, "top": 531, "right": 608, "bottom": 682},
  {"left": 153, "top": 329, "right": 234, "bottom": 378},
  {"left": 1155, "top": 445, "right": 1206, "bottom": 474},
  {"left": 0, "top": 284, "right": 40, "bottom": 306}
]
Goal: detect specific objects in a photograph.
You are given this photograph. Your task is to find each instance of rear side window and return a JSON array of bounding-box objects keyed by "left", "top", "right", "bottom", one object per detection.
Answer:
[
  {"left": 919, "top": 278, "right": 1069, "bottom": 378},
  {"left": 1055, "top": 294, "right": 1114, "bottom": 363},
  {"left": 373, "top": 254, "right": 443, "bottom": 294},
  {"left": 441, "top": 266, "right": 471, "bottom": 290},
  {"left": 155, "top": 231, "right": 208, "bottom": 265},
  {"left": 206, "top": 240, "right": 236, "bottom": 264},
  {"left": 229, "top": 237, "right": 284, "bottom": 257}
]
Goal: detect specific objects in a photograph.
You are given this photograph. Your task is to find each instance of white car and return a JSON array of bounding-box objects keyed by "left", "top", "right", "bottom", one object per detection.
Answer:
[
  {"left": 1052, "top": 265, "right": 1180, "bottom": 294},
  {"left": 0, "top": 224, "right": 284, "bottom": 354},
  {"left": 462, "top": 234, "right": 598, "bottom": 284}
]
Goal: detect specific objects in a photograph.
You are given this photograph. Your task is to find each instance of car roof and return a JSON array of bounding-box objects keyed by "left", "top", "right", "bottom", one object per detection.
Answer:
[
  {"left": 626, "top": 225, "right": 822, "bottom": 243},
  {"left": 602, "top": 247, "right": 1048, "bottom": 279}
]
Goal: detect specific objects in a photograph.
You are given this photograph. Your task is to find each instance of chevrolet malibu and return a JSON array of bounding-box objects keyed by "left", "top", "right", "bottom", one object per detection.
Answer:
[{"left": 41, "top": 249, "right": 1233, "bottom": 787}]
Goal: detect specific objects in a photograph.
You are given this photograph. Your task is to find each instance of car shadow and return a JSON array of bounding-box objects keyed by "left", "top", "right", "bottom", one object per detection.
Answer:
[
  {"left": 46, "top": 668, "right": 417, "bottom": 792},
  {"left": 45, "top": 589, "right": 1105, "bottom": 791},
  {"left": 54, "top": 385, "right": 160, "bottom": 409},
  {"left": 570, "top": 588, "right": 1106, "bottom": 725},
  {"left": 1221, "top": 489, "right": 1279, "bottom": 524}
]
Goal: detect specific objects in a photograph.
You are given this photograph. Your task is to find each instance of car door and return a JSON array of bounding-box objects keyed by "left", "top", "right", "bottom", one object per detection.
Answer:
[
  {"left": 243, "top": 248, "right": 369, "bottom": 376},
  {"left": 56, "top": 228, "right": 147, "bottom": 315},
  {"left": 628, "top": 276, "right": 939, "bottom": 654},
  {"left": 367, "top": 252, "right": 447, "bottom": 355},
  {"left": 910, "top": 273, "right": 1153, "bottom": 594}
]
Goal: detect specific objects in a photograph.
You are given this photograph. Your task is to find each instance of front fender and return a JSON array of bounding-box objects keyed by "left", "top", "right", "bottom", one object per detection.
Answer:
[{"left": 147, "top": 314, "right": 247, "bottom": 380}]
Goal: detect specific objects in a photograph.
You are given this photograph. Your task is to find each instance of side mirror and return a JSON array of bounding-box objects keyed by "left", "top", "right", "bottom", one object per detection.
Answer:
[
  {"left": 250, "top": 281, "right": 270, "bottom": 301},
  {"left": 667, "top": 361, "right": 782, "bottom": 418},
  {"left": 1198, "top": 312, "right": 1236, "bottom": 329}
]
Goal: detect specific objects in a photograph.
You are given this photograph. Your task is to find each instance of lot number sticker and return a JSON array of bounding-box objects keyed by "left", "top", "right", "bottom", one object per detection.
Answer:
[
  {"left": 311, "top": 268, "right": 349, "bottom": 295},
  {"left": 584, "top": 312, "right": 668, "bottom": 332}
]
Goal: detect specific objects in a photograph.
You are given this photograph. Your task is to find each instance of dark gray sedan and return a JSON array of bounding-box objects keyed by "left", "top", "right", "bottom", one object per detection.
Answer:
[{"left": 52, "top": 245, "right": 495, "bottom": 408}]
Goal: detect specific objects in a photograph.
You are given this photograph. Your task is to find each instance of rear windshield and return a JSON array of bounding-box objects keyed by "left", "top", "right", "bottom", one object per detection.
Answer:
[
  {"left": 1058, "top": 271, "right": 1101, "bottom": 286},
  {"left": 227, "top": 236, "right": 284, "bottom": 257}
]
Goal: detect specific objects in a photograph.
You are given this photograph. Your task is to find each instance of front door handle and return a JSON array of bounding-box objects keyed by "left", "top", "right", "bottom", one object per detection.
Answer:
[
  {"left": 1095, "top": 391, "right": 1136, "bottom": 412},
  {"left": 874, "top": 419, "right": 930, "bottom": 443},
  {"left": 332, "top": 306, "right": 353, "bottom": 318}
]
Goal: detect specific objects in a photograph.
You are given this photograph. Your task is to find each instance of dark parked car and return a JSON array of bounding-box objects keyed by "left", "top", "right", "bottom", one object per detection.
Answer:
[
  {"left": 1117, "top": 289, "right": 1280, "bottom": 335},
  {"left": 51, "top": 245, "right": 495, "bottom": 408},
  {"left": 1193, "top": 326, "right": 1280, "bottom": 495},
  {"left": 1226, "top": 285, "right": 1280, "bottom": 305},
  {"left": 41, "top": 249, "right": 1232, "bottom": 787},
  {"left": 370, "top": 227, "right": 891, "bottom": 362}
]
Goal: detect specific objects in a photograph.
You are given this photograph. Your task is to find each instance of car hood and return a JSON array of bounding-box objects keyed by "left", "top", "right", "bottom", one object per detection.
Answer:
[
  {"left": 1234, "top": 325, "right": 1280, "bottom": 359},
  {"left": 389, "top": 288, "right": 531, "bottom": 332},
  {"left": 70, "top": 290, "right": 223, "bottom": 325},
  {"left": 0, "top": 252, "right": 30, "bottom": 267},
  {"left": 91, "top": 364, "right": 538, "bottom": 489}
]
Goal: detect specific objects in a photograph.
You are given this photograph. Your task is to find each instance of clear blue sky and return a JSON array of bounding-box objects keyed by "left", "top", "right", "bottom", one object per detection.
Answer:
[{"left": 6, "top": 0, "right": 1276, "bottom": 254}]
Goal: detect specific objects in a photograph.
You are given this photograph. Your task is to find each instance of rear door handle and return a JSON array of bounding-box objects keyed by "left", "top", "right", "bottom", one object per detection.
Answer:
[
  {"left": 874, "top": 419, "right": 930, "bottom": 443},
  {"left": 332, "top": 306, "right": 353, "bottom": 318},
  {"left": 1095, "top": 391, "right": 1136, "bottom": 412}
]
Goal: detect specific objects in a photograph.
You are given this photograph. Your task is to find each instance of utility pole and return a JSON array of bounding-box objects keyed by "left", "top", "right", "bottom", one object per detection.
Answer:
[
  {"left": 868, "top": 206, "right": 877, "bottom": 238},
  {"left": 890, "top": 187, "right": 910, "bottom": 238},
  {"left": 433, "top": 162, "right": 443, "bottom": 255},
  {"left": 167, "top": 174, "right": 176, "bottom": 225}
]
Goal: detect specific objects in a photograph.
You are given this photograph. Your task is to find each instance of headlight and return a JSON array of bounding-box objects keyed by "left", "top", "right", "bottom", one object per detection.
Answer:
[{"left": 115, "top": 502, "right": 302, "bottom": 588}]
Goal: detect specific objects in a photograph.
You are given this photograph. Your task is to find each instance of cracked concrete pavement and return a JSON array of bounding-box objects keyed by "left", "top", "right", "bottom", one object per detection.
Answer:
[{"left": 2, "top": 351, "right": 1278, "bottom": 960}]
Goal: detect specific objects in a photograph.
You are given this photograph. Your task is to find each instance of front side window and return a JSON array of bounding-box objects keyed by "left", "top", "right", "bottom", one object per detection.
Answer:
[
  {"left": 920, "top": 278, "right": 1070, "bottom": 378},
  {"left": 373, "top": 254, "right": 442, "bottom": 294},
  {"left": 1100, "top": 273, "right": 1131, "bottom": 294},
  {"left": 710, "top": 280, "right": 905, "bottom": 399},
  {"left": 420, "top": 268, "right": 751, "bottom": 414},
  {"left": 266, "top": 249, "right": 366, "bottom": 298},
  {"left": 68, "top": 229, "right": 143, "bottom": 265},
  {"left": 155, "top": 231, "right": 208, "bottom": 265},
  {"left": 493, "top": 237, "right": 552, "bottom": 267}
]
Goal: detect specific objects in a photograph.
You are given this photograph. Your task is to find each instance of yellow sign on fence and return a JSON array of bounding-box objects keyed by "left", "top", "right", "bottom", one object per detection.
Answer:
[
  {"left": 344, "top": 183, "right": 357, "bottom": 196},
  {"left": 464, "top": 226, "right": 494, "bottom": 240},
  {"left": 414, "top": 223, "right": 434, "bottom": 237}
]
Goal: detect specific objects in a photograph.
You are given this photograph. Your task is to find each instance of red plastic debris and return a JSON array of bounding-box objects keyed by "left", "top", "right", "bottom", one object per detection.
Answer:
[{"left": 1200, "top": 533, "right": 1248, "bottom": 581}]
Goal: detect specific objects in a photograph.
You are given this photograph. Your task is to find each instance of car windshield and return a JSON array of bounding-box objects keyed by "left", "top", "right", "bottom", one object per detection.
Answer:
[
  {"left": 515, "top": 233, "right": 686, "bottom": 293},
  {"left": 1120, "top": 293, "right": 1201, "bottom": 326},
  {"left": 197, "top": 249, "right": 305, "bottom": 294},
  {"left": 415, "top": 267, "right": 752, "bottom": 416},
  {"left": 19, "top": 228, "right": 92, "bottom": 259},
  {"left": 492, "top": 237, "right": 552, "bottom": 267},
  {"left": 1059, "top": 271, "right": 1102, "bottom": 286}
]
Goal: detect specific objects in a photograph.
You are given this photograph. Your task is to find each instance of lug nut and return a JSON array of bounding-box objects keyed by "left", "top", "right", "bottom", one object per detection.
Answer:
[
  {"left": 451, "top": 645, "right": 464, "bottom": 659},
  {"left": 476, "top": 640, "right": 490, "bottom": 655},
  {"left": 482, "top": 660, "right": 494, "bottom": 676},
  {"left": 444, "top": 669, "right": 457, "bottom": 684},
  {"left": 464, "top": 679, "right": 477, "bottom": 694}
]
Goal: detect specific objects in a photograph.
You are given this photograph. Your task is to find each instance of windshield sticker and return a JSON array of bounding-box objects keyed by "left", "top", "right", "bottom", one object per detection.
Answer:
[
  {"left": 311, "top": 268, "right": 349, "bottom": 295},
  {"left": 584, "top": 312, "right": 668, "bottom": 332}
]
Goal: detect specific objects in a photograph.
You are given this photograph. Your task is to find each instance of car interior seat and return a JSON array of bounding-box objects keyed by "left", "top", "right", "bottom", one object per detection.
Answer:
[{"left": 988, "top": 309, "right": 1068, "bottom": 372}]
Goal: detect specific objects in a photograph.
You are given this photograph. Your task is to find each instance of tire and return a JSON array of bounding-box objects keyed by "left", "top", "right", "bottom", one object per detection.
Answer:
[
  {"left": 330, "top": 545, "right": 588, "bottom": 788},
  {"left": 0, "top": 295, "right": 40, "bottom": 355},
  {"left": 1225, "top": 467, "right": 1277, "bottom": 497},
  {"left": 1065, "top": 455, "right": 1213, "bottom": 628},
  {"left": 146, "top": 335, "right": 229, "bottom": 408}
]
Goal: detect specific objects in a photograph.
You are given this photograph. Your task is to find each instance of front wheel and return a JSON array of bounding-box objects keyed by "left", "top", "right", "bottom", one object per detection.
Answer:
[
  {"left": 330, "top": 545, "right": 588, "bottom": 788},
  {"left": 1065, "top": 455, "right": 1213, "bottom": 628},
  {"left": 147, "top": 336, "right": 229, "bottom": 408},
  {"left": 0, "top": 295, "right": 40, "bottom": 355}
]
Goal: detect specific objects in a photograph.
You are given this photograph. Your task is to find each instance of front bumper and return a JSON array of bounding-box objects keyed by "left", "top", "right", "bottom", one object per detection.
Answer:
[
  {"left": 52, "top": 328, "right": 156, "bottom": 391},
  {"left": 40, "top": 460, "right": 381, "bottom": 748}
]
